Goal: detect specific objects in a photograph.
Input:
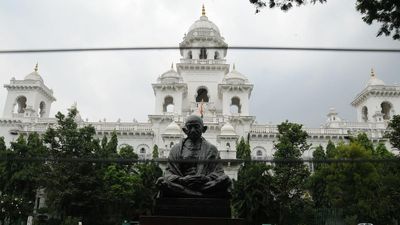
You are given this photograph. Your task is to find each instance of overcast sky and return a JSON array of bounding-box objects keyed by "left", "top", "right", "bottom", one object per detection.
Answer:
[{"left": 0, "top": 0, "right": 399, "bottom": 127}]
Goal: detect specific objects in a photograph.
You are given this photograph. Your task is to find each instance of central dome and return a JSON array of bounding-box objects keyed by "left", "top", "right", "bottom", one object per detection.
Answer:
[
  {"left": 185, "top": 5, "right": 222, "bottom": 39},
  {"left": 188, "top": 15, "right": 221, "bottom": 35},
  {"left": 179, "top": 5, "right": 228, "bottom": 60}
]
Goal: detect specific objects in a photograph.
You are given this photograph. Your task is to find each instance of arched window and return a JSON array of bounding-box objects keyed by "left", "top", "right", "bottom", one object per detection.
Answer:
[
  {"left": 362, "top": 106, "right": 368, "bottom": 122},
  {"left": 188, "top": 51, "right": 192, "bottom": 59},
  {"left": 230, "top": 97, "right": 241, "bottom": 114},
  {"left": 199, "top": 48, "right": 207, "bottom": 59},
  {"left": 253, "top": 146, "right": 266, "bottom": 160},
  {"left": 214, "top": 51, "right": 220, "bottom": 59},
  {"left": 39, "top": 101, "right": 46, "bottom": 118},
  {"left": 137, "top": 144, "right": 150, "bottom": 157},
  {"left": 226, "top": 142, "right": 231, "bottom": 151},
  {"left": 256, "top": 150, "right": 263, "bottom": 160},
  {"left": 170, "top": 142, "right": 174, "bottom": 148},
  {"left": 381, "top": 101, "right": 392, "bottom": 120},
  {"left": 196, "top": 88, "right": 209, "bottom": 102},
  {"left": 14, "top": 96, "right": 27, "bottom": 113},
  {"left": 163, "top": 96, "right": 174, "bottom": 113}
]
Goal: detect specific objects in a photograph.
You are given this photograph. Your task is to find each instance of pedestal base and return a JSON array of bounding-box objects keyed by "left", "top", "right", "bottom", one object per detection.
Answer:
[
  {"left": 139, "top": 216, "right": 245, "bottom": 225},
  {"left": 155, "top": 198, "right": 231, "bottom": 218}
]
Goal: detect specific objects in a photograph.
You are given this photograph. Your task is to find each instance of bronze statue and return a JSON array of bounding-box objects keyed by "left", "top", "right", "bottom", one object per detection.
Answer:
[{"left": 157, "top": 115, "right": 231, "bottom": 198}]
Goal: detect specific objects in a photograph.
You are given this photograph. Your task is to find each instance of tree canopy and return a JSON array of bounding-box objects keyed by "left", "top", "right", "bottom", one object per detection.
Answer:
[
  {"left": 233, "top": 121, "right": 312, "bottom": 225},
  {"left": 386, "top": 114, "right": 400, "bottom": 149},
  {"left": 0, "top": 134, "right": 47, "bottom": 224},
  {"left": 41, "top": 109, "right": 162, "bottom": 224},
  {"left": 236, "top": 137, "right": 251, "bottom": 160},
  {"left": 249, "top": 0, "right": 400, "bottom": 40},
  {"left": 309, "top": 133, "right": 400, "bottom": 224}
]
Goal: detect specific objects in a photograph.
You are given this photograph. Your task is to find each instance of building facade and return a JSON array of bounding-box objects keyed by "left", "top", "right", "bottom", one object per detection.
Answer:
[{"left": 1, "top": 7, "right": 399, "bottom": 178}]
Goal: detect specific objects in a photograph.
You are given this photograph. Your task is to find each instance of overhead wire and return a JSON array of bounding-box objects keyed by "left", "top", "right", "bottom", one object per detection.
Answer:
[
  {"left": 0, "top": 46, "right": 400, "bottom": 54},
  {"left": 0, "top": 157, "right": 399, "bottom": 164}
]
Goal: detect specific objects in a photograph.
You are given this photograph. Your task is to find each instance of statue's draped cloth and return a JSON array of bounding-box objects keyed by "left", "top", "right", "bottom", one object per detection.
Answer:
[{"left": 160, "top": 137, "right": 230, "bottom": 197}]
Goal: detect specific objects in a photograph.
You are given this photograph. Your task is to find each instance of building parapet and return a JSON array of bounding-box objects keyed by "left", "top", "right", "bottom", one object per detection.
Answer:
[
  {"left": 179, "top": 59, "right": 226, "bottom": 64},
  {"left": 5, "top": 79, "right": 56, "bottom": 101},
  {"left": 351, "top": 85, "right": 400, "bottom": 106},
  {"left": 325, "top": 121, "right": 387, "bottom": 129}
]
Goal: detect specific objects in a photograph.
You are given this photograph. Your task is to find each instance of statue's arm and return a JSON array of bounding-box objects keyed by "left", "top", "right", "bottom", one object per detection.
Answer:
[
  {"left": 205, "top": 145, "right": 226, "bottom": 180},
  {"left": 164, "top": 144, "right": 182, "bottom": 182}
]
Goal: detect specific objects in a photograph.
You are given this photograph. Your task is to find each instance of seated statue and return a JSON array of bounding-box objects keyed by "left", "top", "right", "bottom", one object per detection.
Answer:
[{"left": 157, "top": 115, "right": 231, "bottom": 198}]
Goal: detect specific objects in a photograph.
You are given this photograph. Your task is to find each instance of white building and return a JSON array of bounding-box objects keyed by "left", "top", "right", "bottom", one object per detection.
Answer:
[{"left": 1, "top": 6, "right": 399, "bottom": 178}]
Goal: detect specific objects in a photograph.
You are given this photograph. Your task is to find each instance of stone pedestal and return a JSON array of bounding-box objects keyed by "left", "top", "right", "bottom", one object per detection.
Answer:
[
  {"left": 154, "top": 198, "right": 231, "bottom": 218},
  {"left": 140, "top": 197, "right": 244, "bottom": 225},
  {"left": 139, "top": 216, "right": 245, "bottom": 225}
]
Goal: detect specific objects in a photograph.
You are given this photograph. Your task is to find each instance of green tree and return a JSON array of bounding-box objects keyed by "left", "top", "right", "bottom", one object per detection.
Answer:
[
  {"left": 386, "top": 114, "right": 400, "bottom": 149},
  {"left": 42, "top": 109, "right": 105, "bottom": 224},
  {"left": 352, "top": 133, "right": 374, "bottom": 153},
  {"left": 232, "top": 163, "right": 276, "bottom": 225},
  {"left": 273, "top": 121, "right": 311, "bottom": 225},
  {"left": 312, "top": 145, "right": 326, "bottom": 171},
  {"left": 374, "top": 142, "right": 392, "bottom": 158},
  {"left": 102, "top": 164, "right": 141, "bottom": 222},
  {"left": 133, "top": 162, "right": 163, "bottom": 215},
  {"left": 101, "top": 135, "right": 108, "bottom": 152},
  {"left": 236, "top": 137, "right": 251, "bottom": 160},
  {"left": 102, "top": 161, "right": 162, "bottom": 221},
  {"left": 326, "top": 140, "right": 337, "bottom": 158},
  {"left": 119, "top": 145, "right": 138, "bottom": 160},
  {"left": 106, "top": 131, "right": 118, "bottom": 156},
  {"left": 249, "top": 0, "right": 400, "bottom": 40},
  {"left": 0, "top": 133, "right": 48, "bottom": 224},
  {"left": 324, "top": 142, "right": 380, "bottom": 224},
  {"left": 309, "top": 135, "right": 400, "bottom": 224},
  {"left": 42, "top": 109, "right": 159, "bottom": 224},
  {"left": 152, "top": 144, "right": 159, "bottom": 158},
  {"left": 309, "top": 146, "right": 328, "bottom": 210}
]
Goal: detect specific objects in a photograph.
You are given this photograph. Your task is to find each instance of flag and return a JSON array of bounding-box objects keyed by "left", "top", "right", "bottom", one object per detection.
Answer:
[{"left": 199, "top": 99, "right": 205, "bottom": 118}]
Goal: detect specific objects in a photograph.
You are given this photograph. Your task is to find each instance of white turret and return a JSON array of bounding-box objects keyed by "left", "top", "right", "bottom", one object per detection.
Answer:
[
  {"left": 152, "top": 64, "right": 187, "bottom": 115},
  {"left": 219, "top": 64, "right": 253, "bottom": 116},
  {"left": 2, "top": 64, "right": 56, "bottom": 119},
  {"left": 351, "top": 69, "right": 400, "bottom": 122},
  {"left": 217, "top": 122, "right": 238, "bottom": 159}
]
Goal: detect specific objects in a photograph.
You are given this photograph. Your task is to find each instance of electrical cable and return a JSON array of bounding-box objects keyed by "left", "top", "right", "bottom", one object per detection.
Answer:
[{"left": 0, "top": 46, "right": 400, "bottom": 54}]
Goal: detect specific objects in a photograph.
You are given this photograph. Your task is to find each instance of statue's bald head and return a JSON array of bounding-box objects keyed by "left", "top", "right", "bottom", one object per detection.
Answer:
[
  {"left": 185, "top": 115, "right": 204, "bottom": 126},
  {"left": 183, "top": 115, "right": 207, "bottom": 141}
]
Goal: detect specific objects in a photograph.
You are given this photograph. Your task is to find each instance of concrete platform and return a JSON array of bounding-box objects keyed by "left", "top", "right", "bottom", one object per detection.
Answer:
[
  {"left": 154, "top": 197, "right": 231, "bottom": 218},
  {"left": 139, "top": 216, "right": 245, "bottom": 225}
]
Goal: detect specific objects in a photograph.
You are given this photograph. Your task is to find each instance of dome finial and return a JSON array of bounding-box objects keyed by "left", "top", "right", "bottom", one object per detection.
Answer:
[
  {"left": 202, "top": 4, "right": 206, "bottom": 16},
  {"left": 171, "top": 62, "right": 174, "bottom": 69},
  {"left": 34, "top": 62, "right": 38, "bottom": 72},
  {"left": 371, "top": 68, "right": 375, "bottom": 77}
]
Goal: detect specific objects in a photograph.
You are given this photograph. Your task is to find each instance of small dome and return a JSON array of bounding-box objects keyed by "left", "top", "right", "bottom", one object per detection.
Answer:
[
  {"left": 159, "top": 64, "right": 181, "bottom": 83},
  {"left": 224, "top": 65, "right": 248, "bottom": 84},
  {"left": 24, "top": 63, "right": 43, "bottom": 82},
  {"left": 164, "top": 121, "right": 181, "bottom": 135},
  {"left": 327, "top": 107, "right": 337, "bottom": 115},
  {"left": 366, "top": 69, "right": 385, "bottom": 87},
  {"left": 220, "top": 122, "right": 236, "bottom": 135}
]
